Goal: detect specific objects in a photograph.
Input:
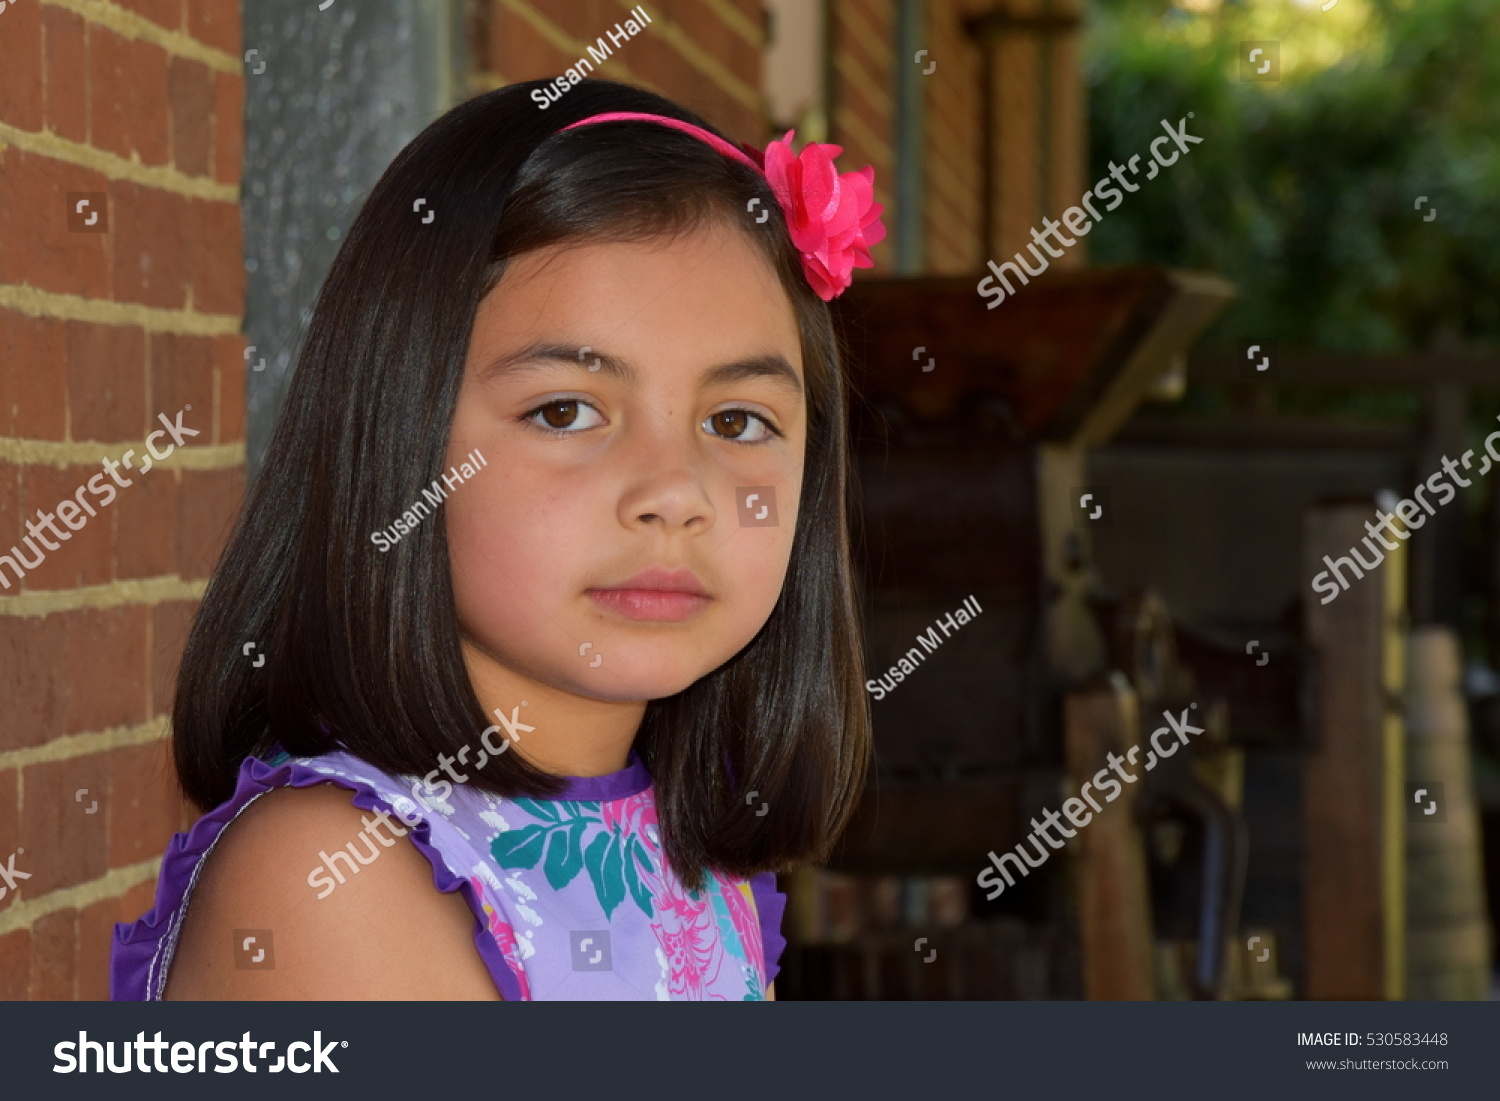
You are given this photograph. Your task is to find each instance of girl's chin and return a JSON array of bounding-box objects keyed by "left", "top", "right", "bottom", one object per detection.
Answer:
[{"left": 566, "top": 671, "right": 702, "bottom": 702}]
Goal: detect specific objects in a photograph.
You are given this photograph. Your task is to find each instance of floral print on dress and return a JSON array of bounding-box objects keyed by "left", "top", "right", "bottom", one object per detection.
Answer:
[
  {"left": 651, "top": 876, "right": 726, "bottom": 999},
  {"left": 474, "top": 873, "right": 532, "bottom": 1001},
  {"left": 449, "top": 757, "right": 774, "bottom": 1000},
  {"left": 489, "top": 796, "right": 659, "bottom": 921},
  {"left": 722, "top": 878, "right": 767, "bottom": 998}
]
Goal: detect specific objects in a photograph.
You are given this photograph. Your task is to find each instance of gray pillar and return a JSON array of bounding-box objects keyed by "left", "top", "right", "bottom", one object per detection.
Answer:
[{"left": 241, "top": 0, "right": 471, "bottom": 475}]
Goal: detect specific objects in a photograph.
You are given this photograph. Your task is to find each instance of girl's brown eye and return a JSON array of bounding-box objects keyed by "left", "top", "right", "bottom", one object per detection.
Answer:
[
  {"left": 711, "top": 410, "right": 749, "bottom": 438},
  {"left": 541, "top": 401, "right": 578, "bottom": 429},
  {"left": 704, "top": 408, "right": 776, "bottom": 443}
]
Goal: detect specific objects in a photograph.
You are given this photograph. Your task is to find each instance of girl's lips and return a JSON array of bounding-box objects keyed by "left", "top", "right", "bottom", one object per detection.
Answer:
[{"left": 587, "top": 588, "right": 711, "bottom": 622}]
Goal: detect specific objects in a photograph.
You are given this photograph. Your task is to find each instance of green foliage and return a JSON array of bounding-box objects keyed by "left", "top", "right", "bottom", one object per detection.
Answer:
[{"left": 1084, "top": 0, "right": 1500, "bottom": 352}]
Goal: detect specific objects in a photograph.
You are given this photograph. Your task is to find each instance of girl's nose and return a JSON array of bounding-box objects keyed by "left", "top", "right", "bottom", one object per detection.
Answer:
[{"left": 613, "top": 417, "right": 717, "bottom": 533}]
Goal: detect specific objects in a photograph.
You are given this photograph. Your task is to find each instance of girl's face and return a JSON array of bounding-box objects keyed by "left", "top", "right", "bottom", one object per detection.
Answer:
[{"left": 444, "top": 217, "right": 806, "bottom": 704}]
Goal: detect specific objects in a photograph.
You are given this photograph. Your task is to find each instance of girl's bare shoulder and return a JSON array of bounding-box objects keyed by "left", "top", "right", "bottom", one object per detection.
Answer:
[{"left": 163, "top": 781, "right": 501, "bottom": 1000}]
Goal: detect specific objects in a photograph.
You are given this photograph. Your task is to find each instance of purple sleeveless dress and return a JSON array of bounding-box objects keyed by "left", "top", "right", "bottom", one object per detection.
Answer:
[{"left": 110, "top": 745, "right": 786, "bottom": 1000}]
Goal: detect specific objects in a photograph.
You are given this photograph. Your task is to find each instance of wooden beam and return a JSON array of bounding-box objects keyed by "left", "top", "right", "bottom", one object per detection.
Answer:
[
  {"left": 1303, "top": 501, "right": 1407, "bottom": 999},
  {"left": 1190, "top": 352, "right": 1500, "bottom": 389},
  {"left": 1111, "top": 413, "right": 1419, "bottom": 452},
  {"left": 1064, "top": 674, "right": 1156, "bottom": 1000},
  {"left": 834, "top": 267, "right": 1235, "bottom": 443},
  {"left": 1065, "top": 270, "right": 1238, "bottom": 449}
]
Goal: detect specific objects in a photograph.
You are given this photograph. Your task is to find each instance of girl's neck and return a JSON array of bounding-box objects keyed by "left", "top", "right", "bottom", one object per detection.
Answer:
[{"left": 461, "top": 639, "right": 646, "bottom": 777}]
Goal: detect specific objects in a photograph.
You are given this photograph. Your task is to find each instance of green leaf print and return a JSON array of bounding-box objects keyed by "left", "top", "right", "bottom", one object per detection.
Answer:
[
  {"left": 584, "top": 831, "right": 627, "bottom": 919},
  {"left": 491, "top": 823, "right": 547, "bottom": 868},
  {"left": 543, "top": 820, "right": 588, "bottom": 889},
  {"left": 513, "top": 798, "right": 561, "bottom": 823}
]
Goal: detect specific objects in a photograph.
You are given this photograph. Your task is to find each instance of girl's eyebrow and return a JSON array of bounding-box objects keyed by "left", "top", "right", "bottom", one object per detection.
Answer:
[{"left": 477, "top": 341, "right": 804, "bottom": 401}]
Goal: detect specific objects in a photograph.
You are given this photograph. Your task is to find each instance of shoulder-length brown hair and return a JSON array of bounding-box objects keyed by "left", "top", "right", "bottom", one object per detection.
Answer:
[{"left": 172, "top": 78, "right": 872, "bottom": 890}]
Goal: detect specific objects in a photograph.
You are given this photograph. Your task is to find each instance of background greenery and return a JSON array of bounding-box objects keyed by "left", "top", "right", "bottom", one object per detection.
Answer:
[
  {"left": 1083, "top": 0, "right": 1500, "bottom": 354},
  {"left": 1084, "top": 0, "right": 1500, "bottom": 668}
]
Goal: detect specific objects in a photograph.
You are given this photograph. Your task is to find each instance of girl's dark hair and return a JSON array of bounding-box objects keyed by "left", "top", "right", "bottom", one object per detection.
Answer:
[{"left": 173, "top": 78, "right": 872, "bottom": 889}]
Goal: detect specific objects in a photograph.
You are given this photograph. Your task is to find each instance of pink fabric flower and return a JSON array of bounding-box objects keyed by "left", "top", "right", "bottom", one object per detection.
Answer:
[{"left": 760, "top": 129, "right": 888, "bottom": 301}]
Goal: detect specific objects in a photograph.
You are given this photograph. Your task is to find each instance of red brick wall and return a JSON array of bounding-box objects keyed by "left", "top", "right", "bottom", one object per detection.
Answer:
[
  {"left": 827, "top": 0, "right": 1085, "bottom": 275},
  {"left": 830, "top": 0, "right": 897, "bottom": 274},
  {"left": 470, "top": 0, "right": 768, "bottom": 143},
  {"left": 985, "top": 0, "right": 1086, "bottom": 269},
  {"left": 0, "top": 0, "right": 246, "bottom": 1000},
  {"left": 923, "top": 0, "right": 984, "bottom": 273}
]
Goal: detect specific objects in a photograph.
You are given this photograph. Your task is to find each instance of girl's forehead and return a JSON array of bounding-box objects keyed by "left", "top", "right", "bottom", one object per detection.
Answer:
[{"left": 475, "top": 224, "right": 801, "bottom": 360}]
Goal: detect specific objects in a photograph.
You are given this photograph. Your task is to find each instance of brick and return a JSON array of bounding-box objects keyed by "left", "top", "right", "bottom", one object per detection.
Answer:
[
  {"left": 117, "top": 0, "right": 184, "bottom": 31},
  {"left": 177, "top": 466, "right": 243, "bottom": 580},
  {"left": 0, "top": 149, "right": 113, "bottom": 302},
  {"left": 111, "top": 180, "right": 191, "bottom": 309},
  {"left": 187, "top": 0, "right": 240, "bottom": 55},
  {"left": 121, "top": 877, "right": 158, "bottom": 925},
  {"left": 0, "top": 0, "right": 43, "bottom": 131},
  {"left": 2, "top": 310, "right": 69, "bottom": 441},
  {"left": 0, "top": 462, "right": 18, "bottom": 573},
  {"left": 0, "top": 612, "right": 69, "bottom": 748},
  {"left": 67, "top": 321, "right": 147, "bottom": 442},
  {"left": 168, "top": 55, "right": 213, "bottom": 177},
  {"left": 493, "top": 11, "right": 575, "bottom": 80},
  {"left": 672, "top": 3, "right": 748, "bottom": 81},
  {"left": 214, "top": 334, "right": 247, "bottom": 444},
  {"left": 18, "top": 464, "right": 113, "bottom": 589},
  {"left": 88, "top": 25, "right": 133, "bottom": 159},
  {"left": 30, "top": 908, "right": 77, "bottom": 1000},
  {"left": 835, "top": 85, "right": 890, "bottom": 157},
  {"left": 0, "top": 308, "right": 69, "bottom": 440},
  {"left": 66, "top": 605, "right": 150, "bottom": 734},
  {"left": 188, "top": 199, "right": 244, "bottom": 316},
  {"left": 130, "top": 38, "right": 172, "bottom": 167},
  {"left": 108, "top": 739, "right": 181, "bottom": 868},
  {"left": 213, "top": 68, "right": 244, "bottom": 186},
  {"left": 77, "top": 894, "right": 120, "bottom": 1000},
  {"left": 43, "top": 7, "right": 88, "bottom": 142},
  {"left": 115, "top": 465, "right": 177, "bottom": 580},
  {"left": 535, "top": 0, "right": 600, "bottom": 42},
  {"left": 0, "top": 768, "right": 17, "bottom": 859},
  {"left": 149, "top": 332, "right": 215, "bottom": 434},
  {"left": 212, "top": 70, "right": 244, "bottom": 185},
  {"left": 18, "top": 753, "right": 110, "bottom": 895},
  {"left": 0, "top": 929, "right": 30, "bottom": 999},
  {"left": 150, "top": 600, "right": 197, "bottom": 717},
  {"left": 719, "top": 0, "right": 766, "bottom": 26}
]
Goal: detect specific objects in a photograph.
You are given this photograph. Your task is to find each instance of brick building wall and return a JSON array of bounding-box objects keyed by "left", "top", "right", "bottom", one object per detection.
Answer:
[
  {"left": 921, "top": 0, "right": 984, "bottom": 273},
  {"left": 830, "top": 0, "right": 1084, "bottom": 276},
  {"left": 469, "top": 0, "right": 767, "bottom": 149},
  {"left": 0, "top": 0, "right": 246, "bottom": 999},
  {"left": 983, "top": 0, "right": 1085, "bottom": 270},
  {"left": 829, "top": 0, "right": 898, "bottom": 274}
]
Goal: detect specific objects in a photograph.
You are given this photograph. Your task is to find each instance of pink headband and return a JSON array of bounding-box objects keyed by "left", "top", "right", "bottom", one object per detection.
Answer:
[{"left": 558, "top": 110, "right": 887, "bottom": 301}]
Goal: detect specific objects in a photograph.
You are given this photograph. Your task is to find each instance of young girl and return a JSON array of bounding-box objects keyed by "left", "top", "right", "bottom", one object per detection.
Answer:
[{"left": 110, "top": 78, "right": 881, "bottom": 1001}]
